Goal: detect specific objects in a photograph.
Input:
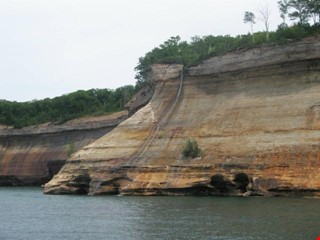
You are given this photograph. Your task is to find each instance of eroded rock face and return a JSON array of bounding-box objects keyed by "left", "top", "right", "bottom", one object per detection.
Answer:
[
  {"left": 151, "top": 64, "right": 183, "bottom": 82},
  {"left": 125, "top": 84, "right": 154, "bottom": 116},
  {"left": 0, "top": 112, "right": 127, "bottom": 185},
  {"left": 188, "top": 36, "right": 320, "bottom": 76},
  {"left": 45, "top": 37, "right": 320, "bottom": 196}
]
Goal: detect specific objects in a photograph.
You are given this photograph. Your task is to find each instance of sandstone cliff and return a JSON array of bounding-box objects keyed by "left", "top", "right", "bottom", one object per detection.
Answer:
[
  {"left": 44, "top": 37, "right": 320, "bottom": 196},
  {"left": 0, "top": 112, "right": 127, "bottom": 185}
]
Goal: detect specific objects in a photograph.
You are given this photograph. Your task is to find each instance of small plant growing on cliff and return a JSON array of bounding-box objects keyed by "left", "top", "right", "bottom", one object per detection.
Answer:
[
  {"left": 66, "top": 143, "right": 75, "bottom": 158},
  {"left": 181, "top": 139, "right": 202, "bottom": 159}
]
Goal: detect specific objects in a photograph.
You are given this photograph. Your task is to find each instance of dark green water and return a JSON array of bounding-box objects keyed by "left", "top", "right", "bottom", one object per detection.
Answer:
[{"left": 0, "top": 187, "right": 319, "bottom": 240}]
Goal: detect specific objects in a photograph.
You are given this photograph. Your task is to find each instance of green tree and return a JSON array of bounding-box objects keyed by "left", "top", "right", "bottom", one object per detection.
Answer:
[
  {"left": 278, "top": 0, "right": 290, "bottom": 24},
  {"left": 243, "top": 11, "right": 256, "bottom": 43},
  {"left": 308, "top": 0, "right": 320, "bottom": 24},
  {"left": 288, "top": 0, "right": 310, "bottom": 25}
]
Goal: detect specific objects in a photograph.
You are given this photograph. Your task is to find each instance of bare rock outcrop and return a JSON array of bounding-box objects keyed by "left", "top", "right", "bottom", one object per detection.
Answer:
[
  {"left": 125, "top": 84, "right": 154, "bottom": 116},
  {"left": 45, "top": 37, "right": 320, "bottom": 196},
  {"left": 125, "top": 64, "right": 183, "bottom": 116},
  {"left": 151, "top": 64, "right": 183, "bottom": 82}
]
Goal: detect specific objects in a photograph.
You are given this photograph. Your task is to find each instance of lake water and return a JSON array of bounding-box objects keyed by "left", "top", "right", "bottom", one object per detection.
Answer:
[{"left": 0, "top": 187, "right": 319, "bottom": 240}]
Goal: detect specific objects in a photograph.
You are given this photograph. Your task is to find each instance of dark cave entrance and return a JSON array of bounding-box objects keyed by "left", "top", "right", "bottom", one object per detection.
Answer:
[
  {"left": 234, "top": 173, "right": 250, "bottom": 192},
  {"left": 71, "top": 174, "right": 91, "bottom": 195},
  {"left": 210, "top": 174, "right": 229, "bottom": 192}
]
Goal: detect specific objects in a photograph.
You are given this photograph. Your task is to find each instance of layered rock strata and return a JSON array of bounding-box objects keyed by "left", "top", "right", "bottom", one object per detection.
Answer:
[
  {"left": 45, "top": 37, "right": 320, "bottom": 196},
  {"left": 0, "top": 112, "right": 127, "bottom": 185}
]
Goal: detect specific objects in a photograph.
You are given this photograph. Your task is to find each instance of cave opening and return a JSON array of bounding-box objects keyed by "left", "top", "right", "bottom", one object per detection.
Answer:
[
  {"left": 47, "top": 160, "right": 66, "bottom": 179},
  {"left": 234, "top": 173, "right": 250, "bottom": 192},
  {"left": 72, "top": 174, "right": 91, "bottom": 195},
  {"left": 210, "top": 174, "right": 229, "bottom": 192}
]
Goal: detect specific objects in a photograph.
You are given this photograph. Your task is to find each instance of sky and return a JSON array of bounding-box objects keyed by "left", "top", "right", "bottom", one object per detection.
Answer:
[{"left": 0, "top": 0, "right": 282, "bottom": 102}]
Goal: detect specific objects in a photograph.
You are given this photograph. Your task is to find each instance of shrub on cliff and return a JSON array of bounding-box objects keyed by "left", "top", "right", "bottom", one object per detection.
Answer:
[
  {"left": 181, "top": 139, "right": 202, "bottom": 159},
  {"left": 67, "top": 143, "right": 75, "bottom": 158}
]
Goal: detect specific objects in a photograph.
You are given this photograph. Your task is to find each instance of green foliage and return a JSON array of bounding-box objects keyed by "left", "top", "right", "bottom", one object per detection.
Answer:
[
  {"left": 134, "top": 1, "right": 320, "bottom": 86},
  {"left": 0, "top": 86, "right": 135, "bottom": 128},
  {"left": 135, "top": 23, "right": 320, "bottom": 87},
  {"left": 278, "top": 0, "right": 290, "bottom": 23},
  {"left": 181, "top": 139, "right": 202, "bottom": 159},
  {"left": 279, "top": 0, "right": 320, "bottom": 25},
  {"left": 243, "top": 11, "right": 256, "bottom": 25},
  {"left": 273, "top": 23, "right": 320, "bottom": 42},
  {"left": 67, "top": 143, "right": 75, "bottom": 158},
  {"left": 2, "top": 2, "right": 320, "bottom": 129},
  {"left": 135, "top": 34, "right": 245, "bottom": 84},
  {"left": 288, "top": 0, "right": 311, "bottom": 24}
]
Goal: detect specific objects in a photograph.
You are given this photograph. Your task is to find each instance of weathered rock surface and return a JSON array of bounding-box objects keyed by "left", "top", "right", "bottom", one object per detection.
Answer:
[
  {"left": 45, "top": 37, "right": 320, "bottom": 196},
  {"left": 125, "top": 84, "right": 154, "bottom": 116},
  {"left": 0, "top": 112, "right": 127, "bottom": 185},
  {"left": 125, "top": 64, "right": 183, "bottom": 116},
  {"left": 150, "top": 64, "right": 183, "bottom": 82},
  {"left": 188, "top": 37, "right": 320, "bottom": 75}
]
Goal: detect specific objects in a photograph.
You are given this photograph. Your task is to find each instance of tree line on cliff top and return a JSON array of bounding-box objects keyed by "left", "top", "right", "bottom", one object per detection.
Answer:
[
  {"left": 0, "top": 86, "right": 134, "bottom": 128},
  {"left": 1, "top": 0, "right": 319, "bottom": 128},
  {"left": 135, "top": 0, "right": 320, "bottom": 86}
]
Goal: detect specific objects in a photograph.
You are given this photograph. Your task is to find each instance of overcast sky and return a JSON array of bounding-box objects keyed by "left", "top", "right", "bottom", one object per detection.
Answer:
[{"left": 0, "top": 0, "right": 282, "bottom": 102}]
